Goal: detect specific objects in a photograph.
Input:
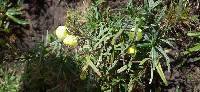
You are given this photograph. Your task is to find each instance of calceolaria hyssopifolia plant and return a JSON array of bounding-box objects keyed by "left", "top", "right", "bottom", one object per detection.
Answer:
[{"left": 61, "top": 0, "right": 173, "bottom": 91}]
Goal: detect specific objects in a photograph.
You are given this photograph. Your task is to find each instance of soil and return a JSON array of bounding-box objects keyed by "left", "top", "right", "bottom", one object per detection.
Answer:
[
  {"left": 165, "top": 63, "right": 200, "bottom": 92},
  {"left": 22, "top": 0, "right": 68, "bottom": 49}
]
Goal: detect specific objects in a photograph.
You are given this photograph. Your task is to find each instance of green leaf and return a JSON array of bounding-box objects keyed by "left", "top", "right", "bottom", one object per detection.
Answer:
[
  {"left": 86, "top": 55, "right": 102, "bottom": 77},
  {"left": 139, "top": 58, "right": 150, "bottom": 65},
  {"left": 188, "top": 43, "right": 200, "bottom": 52},
  {"left": 156, "top": 6, "right": 167, "bottom": 23},
  {"left": 80, "top": 70, "right": 87, "bottom": 80},
  {"left": 6, "top": 7, "right": 23, "bottom": 15},
  {"left": 94, "top": 33, "right": 111, "bottom": 49},
  {"left": 82, "top": 62, "right": 89, "bottom": 72},
  {"left": 182, "top": 50, "right": 189, "bottom": 55},
  {"left": 148, "top": 0, "right": 161, "bottom": 11},
  {"left": 190, "top": 15, "right": 199, "bottom": 22},
  {"left": 117, "top": 65, "right": 128, "bottom": 73},
  {"left": 111, "top": 29, "right": 124, "bottom": 45},
  {"left": 107, "top": 60, "right": 118, "bottom": 72},
  {"left": 7, "top": 15, "right": 29, "bottom": 25},
  {"left": 155, "top": 62, "right": 168, "bottom": 86},
  {"left": 128, "top": 78, "right": 134, "bottom": 92},
  {"left": 187, "top": 32, "right": 200, "bottom": 37},
  {"left": 97, "top": 24, "right": 107, "bottom": 38},
  {"left": 148, "top": 0, "right": 155, "bottom": 8},
  {"left": 149, "top": 47, "right": 157, "bottom": 84},
  {"left": 156, "top": 46, "right": 170, "bottom": 72},
  {"left": 151, "top": 47, "right": 157, "bottom": 70},
  {"left": 137, "top": 42, "right": 151, "bottom": 48},
  {"left": 161, "top": 39, "right": 174, "bottom": 47},
  {"left": 194, "top": 57, "right": 200, "bottom": 62}
]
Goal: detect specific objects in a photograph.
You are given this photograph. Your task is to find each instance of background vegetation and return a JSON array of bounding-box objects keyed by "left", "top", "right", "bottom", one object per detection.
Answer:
[{"left": 0, "top": 0, "right": 200, "bottom": 92}]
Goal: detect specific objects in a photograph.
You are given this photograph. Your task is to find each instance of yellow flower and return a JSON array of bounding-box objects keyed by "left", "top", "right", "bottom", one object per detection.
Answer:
[
  {"left": 63, "top": 35, "right": 78, "bottom": 47},
  {"left": 128, "top": 47, "right": 137, "bottom": 54},
  {"left": 129, "top": 27, "right": 143, "bottom": 41},
  {"left": 55, "top": 26, "right": 68, "bottom": 40}
]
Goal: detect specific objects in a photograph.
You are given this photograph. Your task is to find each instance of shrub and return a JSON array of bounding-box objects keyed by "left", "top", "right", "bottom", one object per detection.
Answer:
[{"left": 62, "top": 0, "right": 176, "bottom": 91}]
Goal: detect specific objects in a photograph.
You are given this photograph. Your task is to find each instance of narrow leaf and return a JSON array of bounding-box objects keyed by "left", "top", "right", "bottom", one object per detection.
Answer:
[
  {"left": 155, "top": 62, "right": 168, "bottom": 86},
  {"left": 94, "top": 33, "right": 111, "bottom": 49},
  {"left": 108, "top": 60, "right": 118, "bottom": 72},
  {"left": 156, "top": 46, "right": 170, "bottom": 72},
  {"left": 111, "top": 29, "right": 124, "bottom": 45},
  {"left": 187, "top": 32, "right": 200, "bottom": 37},
  {"left": 6, "top": 7, "right": 23, "bottom": 15},
  {"left": 151, "top": 47, "right": 157, "bottom": 70},
  {"left": 7, "top": 15, "right": 29, "bottom": 25},
  {"left": 149, "top": 0, "right": 161, "bottom": 10},
  {"left": 156, "top": 6, "right": 167, "bottom": 22},
  {"left": 188, "top": 43, "right": 200, "bottom": 52},
  {"left": 161, "top": 39, "right": 174, "bottom": 47},
  {"left": 86, "top": 55, "right": 102, "bottom": 77},
  {"left": 194, "top": 57, "right": 200, "bottom": 62},
  {"left": 139, "top": 58, "right": 150, "bottom": 65},
  {"left": 117, "top": 65, "right": 128, "bottom": 73}
]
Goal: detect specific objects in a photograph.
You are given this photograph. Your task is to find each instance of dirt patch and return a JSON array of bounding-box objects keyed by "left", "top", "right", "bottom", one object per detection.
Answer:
[
  {"left": 23, "top": 0, "right": 68, "bottom": 49},
  {"left": 164, "top": 63, "right": 200, "bottom": 92}
]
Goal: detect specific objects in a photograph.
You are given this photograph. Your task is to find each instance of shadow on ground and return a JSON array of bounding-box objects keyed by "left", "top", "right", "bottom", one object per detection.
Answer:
[{"left": 19, "top": 43, "right": 99, "bottom": 92}]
